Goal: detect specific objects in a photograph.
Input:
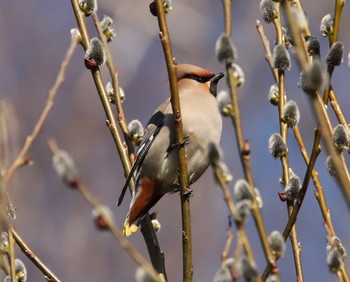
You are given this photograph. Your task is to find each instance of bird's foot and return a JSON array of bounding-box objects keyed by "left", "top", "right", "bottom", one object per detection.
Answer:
[
  {"left": 169, "top": 136, "right": 190, "bottom": 151},
  {"left": 182, "top": 186, "right": 193, "bottom": 198}
]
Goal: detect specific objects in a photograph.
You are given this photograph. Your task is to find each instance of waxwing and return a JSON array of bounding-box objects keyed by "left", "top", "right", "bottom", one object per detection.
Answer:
[{"left": 118, "top": 64, "right": 224, "bottom": 236}]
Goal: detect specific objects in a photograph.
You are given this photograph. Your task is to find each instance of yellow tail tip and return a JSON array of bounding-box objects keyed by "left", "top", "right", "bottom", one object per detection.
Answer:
[{"left": 123, "top": 220, "right": 139, "bottom": 236}]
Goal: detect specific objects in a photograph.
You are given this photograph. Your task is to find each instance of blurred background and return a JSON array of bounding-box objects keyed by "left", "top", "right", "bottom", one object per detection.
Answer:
[{"left": 1, "top": 0, "right": 350, "bottom": 281}]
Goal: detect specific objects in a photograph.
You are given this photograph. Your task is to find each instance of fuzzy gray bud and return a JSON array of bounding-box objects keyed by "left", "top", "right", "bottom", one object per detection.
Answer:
[
  {"left": 332, "top": 124, "right": 350, "bottom": 151},
  {"left": 291, "top": 7, "right": 308, "bottom": 32},
  {"left": 151, "top": 218, "right": 161, "bottom": 232},
  {"left": 306, "top": 36, "right": 320, "bottom": 56},
  {"left": 268, "top": 230, "right": 286, "bottom": 258},
  {"left": 283, "top": 100, "right": 300, "bottom": 127},
  {"left": 106, "top": 81, "right": 115, "bottom": 103},
  {"left": 328, "top": 236, "right": 347, "bottom": 258},
  {"left": 282, "top": 27, "right": 293, "bottom": 48},
  {"left": 106, "top": 85, "right": 126, "bottom": 104},
  {"left": 234, "top": 179, "right": 253, "bottom": 201},
  {"left": 260, "top": 0, "right": 278, "bottom": 23},
  {"left": 92, "top": 205, "right": 114, "bottom": 231},
  {"left": 268, "top": 84, "right": 280, "bottom": 106},
  {"left": 279, "top": 168, "right": 295, "bottom": 187},
  {"left": 326, "top": 156, "right": 337, "bottom": 177},
  {"left": 232, "top": 63, "right": 245, "bottom": 87},
  {"left": 300, "top": 58, "right": 327, "bottom": 94},
  {"left": 326, "top": 42, "right": 344, "bottom": 67},
  {"left": 223, "top": 258, "right": 235, "bottom": 272},
  {"left": 14, "top": 259, "right": 27, "bottom": 282},
  {"left": 268, "top": 133, "right": 288, "bottom": 158},
  {"left": 320, "top": 14, "right": 334, "bottom": 37},
  {"left": 0, "top": 232, "right": 8, "bottom": 254},
  {"left": 216, "top": 34, "right": 237, "bottom": 65},
  {"left": 283, "top": 175, "right": 301, "bottom": 201},
  {"left": 207, "top": 142, "right": 224, "bottom": 165},
  {"left": 240, "top": 257, "right": 259, "bottom": 282},
  {"left": 52, "top": 149, "right": 79, "bottom": 188},
  {"left": 235, "top": 199, "right": 252, "bottom": 223},
  {"left": 272, "top": 44, "right": 291, "bottom": 70},
  {"left": 128, "top": 120, "right": 144, "bottom": 146},
  {"left": 327, "top": 249, "right": 342, "bottom": 273},
  {"left": 79, "top": 0, "right": 97, "bottom": 16},
  {"left": 100, "top": 16, "right": 116, "bottom": 42},
  {"left": 7, "top": 202, "right": 17, "bottom": 220},
  {"left": 217, "top": 90, "right": 232, "bottom": 116},
  {"left": 135, "top": 267, "right": 157, "bottom": 282},
  {"left": 214, "top": 162, "right": 233, "bottom": 184},
  {"left": 213, "top": 266, "right": 232, "bottom": 282},
  {"left": 84, "top": 38, "right": 106, "bottom": 69},
  {"left": 267, "top": 275, "right": 280, "bottom": 282}
]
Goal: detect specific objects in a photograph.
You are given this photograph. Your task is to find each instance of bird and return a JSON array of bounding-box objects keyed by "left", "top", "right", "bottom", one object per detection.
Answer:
[{"left": 118, "top": 64, "right": 224, "bottom": 236}]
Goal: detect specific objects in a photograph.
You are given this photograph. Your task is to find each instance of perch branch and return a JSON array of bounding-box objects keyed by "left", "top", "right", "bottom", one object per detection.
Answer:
[{"left": 154, "top": 0, "right": 192, "bottom": 280}]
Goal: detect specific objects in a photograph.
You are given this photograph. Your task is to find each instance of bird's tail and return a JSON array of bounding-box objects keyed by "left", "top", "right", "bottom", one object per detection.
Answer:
[
  {"left": 123, "top": 217, "right": 139, "bottom": 236},
  {"left": 122, "top": 177, "right": 163, "bottom": 236}
]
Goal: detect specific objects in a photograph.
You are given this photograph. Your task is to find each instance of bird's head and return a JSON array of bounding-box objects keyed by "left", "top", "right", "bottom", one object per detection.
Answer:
[{"left": 176, "top": 64, "right": 224, "bottom": 97}]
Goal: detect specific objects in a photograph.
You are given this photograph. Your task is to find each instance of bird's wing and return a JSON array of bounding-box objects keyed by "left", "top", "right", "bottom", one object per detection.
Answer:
[{"left": 117, "top": 99, "right": 171, "bottom": 206}]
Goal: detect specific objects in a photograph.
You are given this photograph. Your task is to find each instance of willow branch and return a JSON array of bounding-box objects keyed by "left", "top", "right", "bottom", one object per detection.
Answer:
[
  {"left": 70, "top": 1, "right": 167, "bottom": 277},
  {"left": 8, "top": 228, "right": 16, "bottom": 282},
  {"left": 12, "top": 228, "right": 61, "bottom": 282},
  {"left": 3, "top": 32, "right": 80, "bottom": 186},
  {"left": 221, "top": 227, "right": 233, "bottom": 267},
  {"left": 331, "top": 0, "right": 345, "bottom": 45},
  {"left": 91, "top": 13, "right": 135, "bottom": 159},
  {"left": 273, "top": 6, "right": 304, "bottom": 281},
  {"left": 222, "top": 1, "right": 273, "bottom": 266},
  {"left": 221, "top": 0, "right": 232, "bottom": 36},
  {"left": 154, "top": 1, "right": 192, "bottom": 281}
]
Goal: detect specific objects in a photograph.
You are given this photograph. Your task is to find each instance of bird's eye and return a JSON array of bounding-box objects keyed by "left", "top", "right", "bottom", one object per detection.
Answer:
[{"left": 184, "top": 74, "right": 211, "bottom": 83}]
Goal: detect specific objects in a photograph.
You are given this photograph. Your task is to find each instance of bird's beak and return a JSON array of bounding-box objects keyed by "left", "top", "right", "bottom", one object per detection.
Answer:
[{"left": 209, "top": 72, "right": 225, "bottom": 96}]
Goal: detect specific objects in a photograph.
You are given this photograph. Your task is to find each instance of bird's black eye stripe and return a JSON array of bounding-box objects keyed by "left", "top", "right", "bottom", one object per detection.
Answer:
[{"left": 184, "top": 74, "right": 212, "bottom": 83}]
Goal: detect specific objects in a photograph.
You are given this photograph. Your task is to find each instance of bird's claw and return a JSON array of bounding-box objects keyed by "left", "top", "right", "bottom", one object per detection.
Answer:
[
  {"left": 182, "top": 187, "right": 193, "bottom": 197},
  {"left": 169, "top": 136, "right": 190, "bottom": 150}
]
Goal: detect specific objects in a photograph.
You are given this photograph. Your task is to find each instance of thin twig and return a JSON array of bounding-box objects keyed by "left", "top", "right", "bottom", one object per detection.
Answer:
[
  {"left": 221, "top": 0, "right": 232, "bottom": 36},
  {"left": 3, "top": 32, "right": 80, "bottom": 186},
  {"left": 256, "top": 21, "right": 279, "bottom": 83},
  {"left": 12, "top": 228, "right": 61, "bottom": 282},
  {"left": 221, "top": 227, "right": 233, "bottom": 267},
  {"left": 8, "top": 228, "right": 16, "bottom": 282},
  {"left": 154, "top": 1, "right": 192, "bottom": 280}
]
